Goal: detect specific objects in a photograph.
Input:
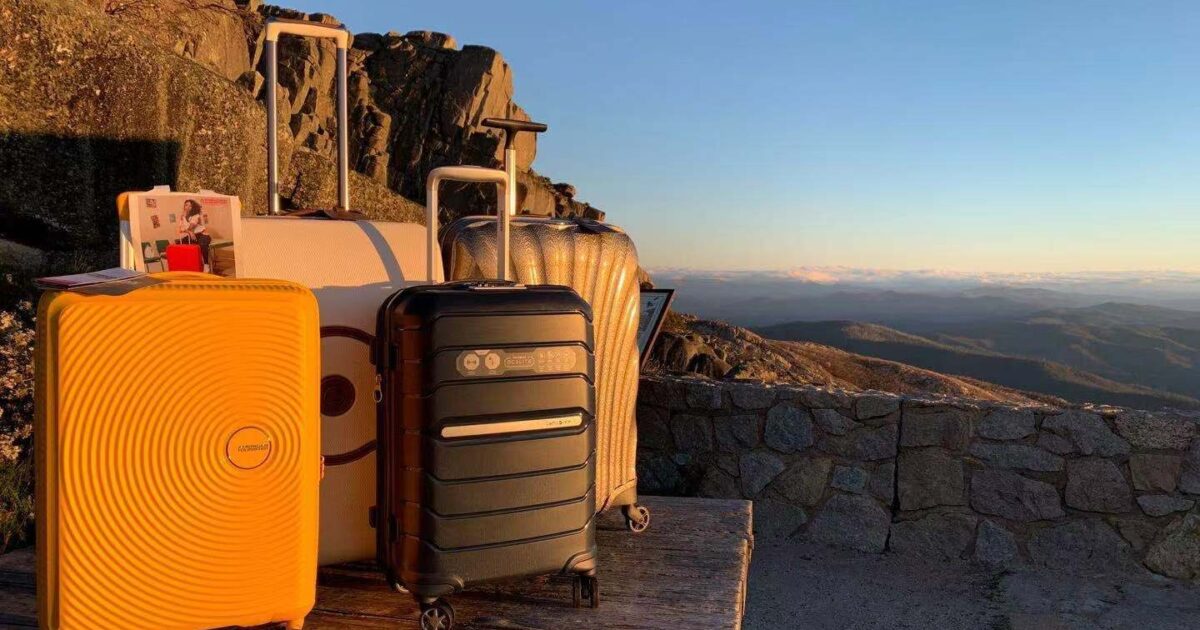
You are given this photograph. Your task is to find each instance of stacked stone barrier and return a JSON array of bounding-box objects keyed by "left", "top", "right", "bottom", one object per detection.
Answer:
[{"left": 636, "top": 375, "right": 1200, "bottom": 579}]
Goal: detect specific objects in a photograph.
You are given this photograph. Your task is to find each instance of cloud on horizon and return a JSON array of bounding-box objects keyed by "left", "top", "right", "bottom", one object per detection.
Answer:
[{"left": 649, "top": 267, "right": 1200, "bottom": 300}]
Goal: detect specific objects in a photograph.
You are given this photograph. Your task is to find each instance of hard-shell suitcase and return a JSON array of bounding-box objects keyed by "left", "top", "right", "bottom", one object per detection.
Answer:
[
  {"left": 114, "top": 21, "right": 430, "bottom": 565},
  {"left": 165, "top": 242, "right": 203, "bottom": 271},
  {"left": 237, "top": 18, "right": 437, "bottom": 565},
  {"left": 373, "top": 165, "right": 599, "bottom": 630},
  {"left": 35, "top": 271, "right": 321, "bottom": 630},
  {"left": 441, "top": 119, "right": 649, "bottom": 532}
]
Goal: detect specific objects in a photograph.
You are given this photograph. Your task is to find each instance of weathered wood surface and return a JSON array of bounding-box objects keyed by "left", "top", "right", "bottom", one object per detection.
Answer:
[{"left": 0, "top": 496, "right": 752, "bottom": 629}]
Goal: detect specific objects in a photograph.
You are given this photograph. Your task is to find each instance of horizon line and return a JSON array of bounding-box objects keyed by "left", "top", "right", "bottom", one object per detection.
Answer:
[{"left": 649, "top": 266, "right": 1200, "bottom": 276}]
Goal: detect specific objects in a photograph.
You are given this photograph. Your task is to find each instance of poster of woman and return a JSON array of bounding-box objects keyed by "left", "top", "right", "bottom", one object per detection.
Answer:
[{"left": 127, "top": 187, "right": 242, "bottom": 276}]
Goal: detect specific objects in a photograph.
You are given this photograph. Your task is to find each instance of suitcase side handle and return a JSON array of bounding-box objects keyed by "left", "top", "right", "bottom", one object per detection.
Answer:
[
  {"left": 264, "top": 18, "right": 352, "bottom": 216},
  {"left": 426, "top": 166, "right": 509, "bottom": 281}
]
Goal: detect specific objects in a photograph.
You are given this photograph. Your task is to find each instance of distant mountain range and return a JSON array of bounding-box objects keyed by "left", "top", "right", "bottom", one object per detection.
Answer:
[
  {"left": 659, "top": 269, "right": 1200, "bottom": 410},
  {"left": 649, "top": 314, "right": 1062, "bottom": 407},
  {"left": 657, "top": 269, "right": 1200, "bottom": 326},
  {"left": 757, "top": 301, "right": 1200, "bottom": 410}
]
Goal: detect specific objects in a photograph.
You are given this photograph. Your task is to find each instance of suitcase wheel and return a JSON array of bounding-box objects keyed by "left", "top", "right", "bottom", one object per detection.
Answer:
[
  {"left": 419, "top": 599, "right": 455, "bottom": 630},
  {"left": 572, "top": 575, "right": 600, "bottom": 609},
  {"left": 623, "top": 504, "right": 651, "bottom": 533}
]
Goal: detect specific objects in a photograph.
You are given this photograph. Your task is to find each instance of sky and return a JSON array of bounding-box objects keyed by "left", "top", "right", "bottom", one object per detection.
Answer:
[{"left": 289, "top": 0, "right": 1200, "bottom": 273}]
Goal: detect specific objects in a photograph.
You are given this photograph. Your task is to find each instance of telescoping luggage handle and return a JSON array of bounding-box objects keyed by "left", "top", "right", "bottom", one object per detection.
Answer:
[
  {"left": 263, "top": 18, "right": 353, "bottom": 216},
  {"left": 482, "top": 118, "right": 548, "bottom": 220},
  {"left": 426, "top": 167, "right": 508, "bottom": 280},
  {"left": 425, "top": 119, "right": 548, "bottom": 282}
]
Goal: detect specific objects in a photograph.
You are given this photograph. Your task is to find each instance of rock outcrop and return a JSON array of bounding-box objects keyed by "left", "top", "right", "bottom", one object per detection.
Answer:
[
  {"left": 1, "top": 0, "right": 278, "bottom": 273},
  {"left": 91, "top": 1, "right": 601, "bottom": 219},
  {"left": 253, "top": 10, "right": 603, "bottom": 220},
  {"left": 0, "top": 0, "right": 598, "bottom": 281}
]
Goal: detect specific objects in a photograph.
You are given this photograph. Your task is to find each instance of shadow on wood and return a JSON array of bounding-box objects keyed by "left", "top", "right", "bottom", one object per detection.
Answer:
[{"left": 0, "top": 496, "right": 752, "bottom": 629}]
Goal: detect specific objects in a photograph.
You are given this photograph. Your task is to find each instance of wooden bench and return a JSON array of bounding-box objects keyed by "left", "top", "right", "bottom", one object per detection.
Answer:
[{"left": 0, "top": 496, "right": 752, "bottom": 629}]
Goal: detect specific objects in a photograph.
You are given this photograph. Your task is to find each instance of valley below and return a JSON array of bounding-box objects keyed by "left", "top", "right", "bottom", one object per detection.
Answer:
[{"left": 654, "top": 270, "right": 1200, "bottom": 412}]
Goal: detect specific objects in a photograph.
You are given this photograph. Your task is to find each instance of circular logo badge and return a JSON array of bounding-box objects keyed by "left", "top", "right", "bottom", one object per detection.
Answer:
[{"left": 226, "top": 427, "right": 273, "bottom": 470}]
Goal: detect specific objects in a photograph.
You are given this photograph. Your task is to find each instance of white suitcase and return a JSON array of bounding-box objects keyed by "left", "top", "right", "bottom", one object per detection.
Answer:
[{"left": 118, "top": 18, "right": 438, "bottom": 566}]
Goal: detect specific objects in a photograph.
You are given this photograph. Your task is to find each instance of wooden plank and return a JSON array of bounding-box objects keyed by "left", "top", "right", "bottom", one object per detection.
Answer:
[
  {"left": 0, "top": 548, "right": 34, "bottom": 590},
  {"left": 304, "top": 497, "right": 752, "bottom": 630},
  {"left": 0, "top": 588, "right": 36, "bottom": 628},
  {"left": 0, "top": 496, "right": 752, "bottom": 630}
]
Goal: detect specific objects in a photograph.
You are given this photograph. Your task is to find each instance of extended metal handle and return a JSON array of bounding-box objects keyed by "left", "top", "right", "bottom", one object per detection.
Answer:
[
  {"left": 264, "top": 18, "right": 352, "bottom": 215},
  {"left": 425, "top": 166, "right": 508, "bottom": 281},
  {"left": 481, "top": 118, "right": 547, "bottom": 217}
]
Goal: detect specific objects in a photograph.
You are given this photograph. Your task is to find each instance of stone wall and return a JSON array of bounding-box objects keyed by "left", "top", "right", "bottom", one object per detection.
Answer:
[{"left": 637, "top": 375, "right": 1200, "bottom": 580}]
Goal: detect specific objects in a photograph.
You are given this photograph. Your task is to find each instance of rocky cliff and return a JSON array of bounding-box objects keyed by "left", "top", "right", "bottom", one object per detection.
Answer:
[
  {"left": 95, "top": 0, "right": 602, "bottom": 220},
  {"left": 0, "top": 0, "right": 600, "bottom": 282}
]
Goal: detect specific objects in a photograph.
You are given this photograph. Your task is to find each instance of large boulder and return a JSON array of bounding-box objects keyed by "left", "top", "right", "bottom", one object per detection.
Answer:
[
  {"left": 261, "top": 22, "right": 600, "bottom": 221},
  {"left": 83, "top": 0, "right": 256, "bottom": 82},
  {"left": 0, "top": 0, "right": 599, "bottom": 291},
  {"left": 651, "top": 332, "right": 731, "bottom": 379},
  {"left": 0, "top": 0, "right": 278, "bottom": 272},
  {"left": 0, "top": 0, "right": 423, "bottom": 281}
]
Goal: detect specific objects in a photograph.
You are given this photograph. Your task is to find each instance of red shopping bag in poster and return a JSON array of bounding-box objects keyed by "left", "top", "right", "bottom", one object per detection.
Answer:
[{"left": 165, "top": 244, "right": 203, "bottom": 272}]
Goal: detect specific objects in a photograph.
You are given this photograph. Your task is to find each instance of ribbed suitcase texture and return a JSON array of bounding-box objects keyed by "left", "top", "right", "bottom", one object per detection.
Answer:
[
  {"left": 35, "top": 273, "right": 321, "bottom": 630},
  {"left": 375, "top": 282, "right": 598, "bottom": 603},
  {"left": 442, "top": 218, "right": 643, "bottom": 517}
]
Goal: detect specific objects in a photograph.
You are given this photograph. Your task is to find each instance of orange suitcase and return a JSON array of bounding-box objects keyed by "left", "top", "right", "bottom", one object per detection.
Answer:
[{"left": 35, "top": 271, "right": 321, "bottom": 630}]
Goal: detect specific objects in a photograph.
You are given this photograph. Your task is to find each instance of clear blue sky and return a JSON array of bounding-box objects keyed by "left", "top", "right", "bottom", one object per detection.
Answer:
[{"left": 290, "top": 0, "right": 1200, "bottom": 272}]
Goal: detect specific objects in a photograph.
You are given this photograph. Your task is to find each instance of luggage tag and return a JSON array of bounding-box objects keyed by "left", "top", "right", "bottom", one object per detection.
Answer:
[{"left": 36, "top": 268, "right": 164, "bottom": 295}]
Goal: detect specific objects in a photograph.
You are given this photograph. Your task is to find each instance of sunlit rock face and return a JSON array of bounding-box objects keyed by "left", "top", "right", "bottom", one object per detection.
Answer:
[{"left": 0, "top": 0, "right": 597, "bottom": 278}]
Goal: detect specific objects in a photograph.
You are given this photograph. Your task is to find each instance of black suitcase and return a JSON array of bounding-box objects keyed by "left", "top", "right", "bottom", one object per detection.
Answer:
[{"left": 372, "top": 162, "right": 599, "bottom": 630}]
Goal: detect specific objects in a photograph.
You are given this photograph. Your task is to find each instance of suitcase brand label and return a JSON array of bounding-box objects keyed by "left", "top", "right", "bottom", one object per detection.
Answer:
[
  {"left": 441, "top": 414, "right": 584, "bottom": 438},
  {"left": 226, "top": 426, "right": 273, "bottom": 470},
  {"left": 456, "top": 347, "right": 580, "bottom": 377}
]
